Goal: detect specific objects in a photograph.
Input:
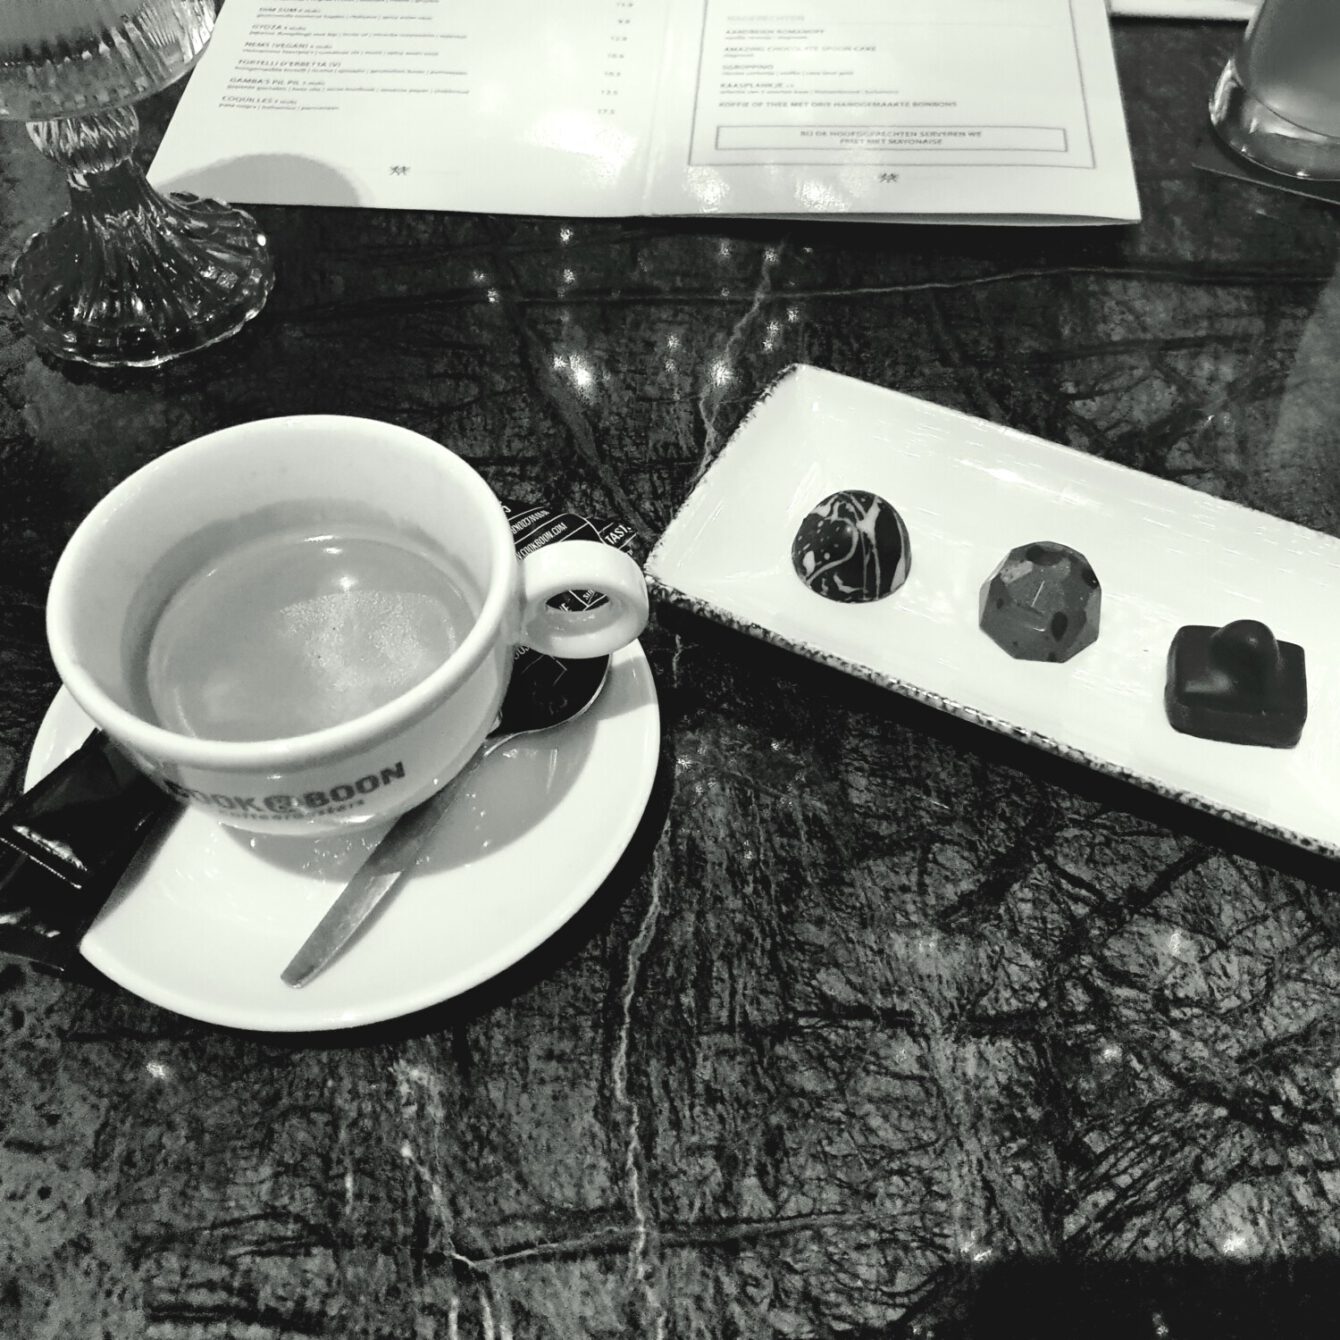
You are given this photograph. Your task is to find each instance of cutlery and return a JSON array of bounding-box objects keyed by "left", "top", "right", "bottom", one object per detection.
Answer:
[{"left": 281, "top": 654, "right": 610, "bottom": 987}]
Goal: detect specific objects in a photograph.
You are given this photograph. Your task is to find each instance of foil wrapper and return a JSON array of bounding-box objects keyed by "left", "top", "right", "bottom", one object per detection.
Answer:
[
  {"left": 0, "top": 732, "right": 171, "bottom": 972},
  {"left": 502, "top": 501, "right": 641, "bottom": 725}
]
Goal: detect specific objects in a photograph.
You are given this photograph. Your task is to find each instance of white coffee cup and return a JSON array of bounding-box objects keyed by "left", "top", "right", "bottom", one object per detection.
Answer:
[{"left": 46, "top": 415, "right": 649, "bottom": 834}]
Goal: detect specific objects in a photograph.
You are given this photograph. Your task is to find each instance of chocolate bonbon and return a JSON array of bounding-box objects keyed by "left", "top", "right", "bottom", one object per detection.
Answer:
[
  {"left": 791, "top": 490, "right": 910, "bottom": 602},
  {"left": 1165, "top": 619, "right": 1307, "bottom": 748},
  {"left": 979, "top": 542, "right": 1100, "bottom": 662}
]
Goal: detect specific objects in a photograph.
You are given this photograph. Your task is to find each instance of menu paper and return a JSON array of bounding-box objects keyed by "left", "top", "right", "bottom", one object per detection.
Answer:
[
  {"left": 150, "top": 0, "right": 1140, "bottom": 224},
  {"left": 1108, "top": 1, "right": 1253, "bottom": 15}
]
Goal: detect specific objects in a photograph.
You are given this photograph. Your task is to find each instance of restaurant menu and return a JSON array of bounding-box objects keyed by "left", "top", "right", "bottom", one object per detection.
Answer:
[
  {"left": 1108, "top": 1, "right": 1252, "bottom": 14},
  {"left": 149, "top": 0, "right": 1141, "bottom": 223}
]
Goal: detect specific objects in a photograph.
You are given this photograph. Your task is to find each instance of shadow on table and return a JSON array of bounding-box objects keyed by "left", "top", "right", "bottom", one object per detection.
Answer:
[
  {"left": 658, "top": 604, "right": 1340, "bottom": 900},
  {"left": 925, "top": 1257, "right": 1340, "bottom": 1340},
  {"left": 153, "top": 152, "right": 362, "bottom": 209}
]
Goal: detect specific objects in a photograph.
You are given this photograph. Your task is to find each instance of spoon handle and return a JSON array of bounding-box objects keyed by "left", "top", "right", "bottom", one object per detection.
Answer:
[{"left": 279, "top": 742, "right": 497, "bottom": 988}]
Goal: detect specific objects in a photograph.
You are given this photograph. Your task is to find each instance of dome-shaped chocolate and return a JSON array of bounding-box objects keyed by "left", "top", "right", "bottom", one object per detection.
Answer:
[{"left": 791, "top": 490, "right": 910, "bottom": 602}]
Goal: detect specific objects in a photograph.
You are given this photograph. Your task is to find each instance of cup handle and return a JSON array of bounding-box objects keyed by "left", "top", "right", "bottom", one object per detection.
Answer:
[{"left": 518, "top": 539, "right": 649, "bottom": 659}]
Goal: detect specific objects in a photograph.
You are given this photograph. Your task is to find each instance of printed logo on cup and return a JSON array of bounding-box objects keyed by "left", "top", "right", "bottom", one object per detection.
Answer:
[{"left": 161, "top": 761, "right": 407, "bottom": 820}]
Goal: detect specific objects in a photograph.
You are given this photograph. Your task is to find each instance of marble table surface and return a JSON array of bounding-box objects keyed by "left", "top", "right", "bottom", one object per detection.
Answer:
[{"left": 3, "top": 18, "right": 1340, "bottom": 1339}]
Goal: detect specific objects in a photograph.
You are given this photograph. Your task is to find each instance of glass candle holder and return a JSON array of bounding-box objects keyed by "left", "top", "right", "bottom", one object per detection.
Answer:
[
  {"left": 1210, "top": 0, "right": 1340, "bottom": 181},
  {"left": 0, "top": 0, "right": 274, "bottom": 367}
]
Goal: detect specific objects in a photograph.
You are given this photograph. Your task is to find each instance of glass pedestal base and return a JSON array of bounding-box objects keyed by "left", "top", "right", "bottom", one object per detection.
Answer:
[
  {"left": 9, "top": 191, "right": 274, "bottom": 368},
  {"left": 5, "top": 106, "right": 275, "bottom": 369},
  {"left": 1210, "top": 60, "right": 1340, "bottom": 182}
]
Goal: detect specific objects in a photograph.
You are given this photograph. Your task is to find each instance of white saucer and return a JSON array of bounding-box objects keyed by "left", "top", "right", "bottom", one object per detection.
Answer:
[{"left": 24, "top": 643, "right": 660, "bottom": 1032}]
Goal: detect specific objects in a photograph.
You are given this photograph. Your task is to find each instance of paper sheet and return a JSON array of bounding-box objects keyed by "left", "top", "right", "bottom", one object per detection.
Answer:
[
  {"left": 1109, "top": 1, "right": 1253, "bottom": 16},
  {"left": 150, "top": 0, "right": 1140, "bottom": 223}
]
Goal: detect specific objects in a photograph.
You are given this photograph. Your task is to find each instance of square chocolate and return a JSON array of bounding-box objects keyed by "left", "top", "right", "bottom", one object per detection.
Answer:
[{"left": 1164, "top": 621, "right": 1306, "bottom": 749}]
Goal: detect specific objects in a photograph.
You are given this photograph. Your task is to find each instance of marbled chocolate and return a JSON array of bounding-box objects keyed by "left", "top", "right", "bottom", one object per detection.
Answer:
[{"left": 791, "top": 490, "right": 910, "bottom": 602}]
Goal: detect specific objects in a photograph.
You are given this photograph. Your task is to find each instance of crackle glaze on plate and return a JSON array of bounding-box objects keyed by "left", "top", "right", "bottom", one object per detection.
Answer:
[
  {"left": 646, "top": 364, "right": 1340, "bottom": 857},
  {"left": 25, "top": 643, "right": 659, "bottom": 1032}
]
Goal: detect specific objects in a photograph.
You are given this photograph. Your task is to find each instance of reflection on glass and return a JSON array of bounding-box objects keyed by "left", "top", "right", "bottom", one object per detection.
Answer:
[
  {"left": 0, "top": 0, "right": 273, "bottom": 366},
  {"left": 1210, "top": 0, "right": 1340, "bottom": 180}
]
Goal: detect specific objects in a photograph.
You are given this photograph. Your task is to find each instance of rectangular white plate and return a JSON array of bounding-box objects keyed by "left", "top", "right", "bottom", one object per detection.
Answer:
[{"left": 646, "top": 364, "right": 1340, "bottom": 856}]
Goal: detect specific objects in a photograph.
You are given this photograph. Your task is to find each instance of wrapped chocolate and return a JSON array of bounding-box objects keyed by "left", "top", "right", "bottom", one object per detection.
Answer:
[
  {"left": 503, "top": 501, "right": 639, "bottom": 603},
  {"left": 0, "top": 730, "right": 172, "bottom": 971},
  {"left": 502, "top": 501, "right": 642, "bottom": 726}
]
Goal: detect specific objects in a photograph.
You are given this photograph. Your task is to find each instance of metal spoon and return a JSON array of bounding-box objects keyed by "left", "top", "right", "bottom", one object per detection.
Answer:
[{"left": 280, "top": 654, "right": 611, "bottom": 988}]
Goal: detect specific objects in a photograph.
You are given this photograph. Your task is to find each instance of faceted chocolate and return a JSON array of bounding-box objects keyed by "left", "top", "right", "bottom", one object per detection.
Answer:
[
  {"left": 1165, "top": 619, "right": 1306, "bottom": 748},
  {"left": 791, "top": 490, "right": 910, "bottom": 602},
  {"left": 979, "top": 542, "right": 1100, "bottom": 662}
]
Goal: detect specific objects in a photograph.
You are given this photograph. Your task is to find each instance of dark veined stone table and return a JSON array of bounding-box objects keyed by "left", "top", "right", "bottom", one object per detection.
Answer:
[{"left": 2, "top": 18, "right": 1339, "bottom": 1339}]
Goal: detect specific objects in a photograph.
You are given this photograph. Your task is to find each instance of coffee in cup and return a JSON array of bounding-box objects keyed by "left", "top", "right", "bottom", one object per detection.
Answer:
[{"left": 140, "top": 523, "right": 477, "bottom": 742}]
